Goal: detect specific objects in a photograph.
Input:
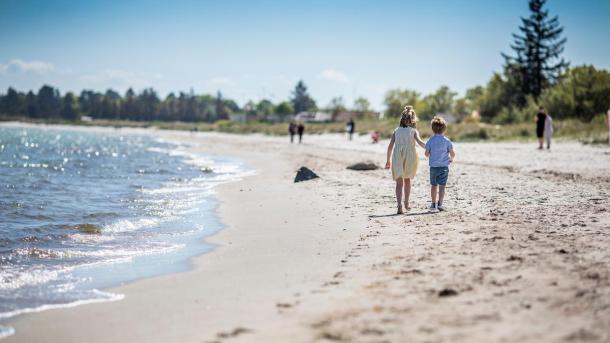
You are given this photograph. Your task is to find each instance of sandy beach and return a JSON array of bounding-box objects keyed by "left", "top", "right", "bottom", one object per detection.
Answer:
[{"left": 5, "top": 128, "right": 610, "bottom": 342}]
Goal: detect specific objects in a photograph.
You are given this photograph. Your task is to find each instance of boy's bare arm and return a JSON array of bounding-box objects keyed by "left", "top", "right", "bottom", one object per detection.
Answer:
[{"left": 449, "top": 148, "right": 456, "bottom": 162}]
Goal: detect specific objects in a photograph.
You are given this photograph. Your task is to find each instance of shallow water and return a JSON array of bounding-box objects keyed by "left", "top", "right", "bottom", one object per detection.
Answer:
[{"left": 0, "top": 126, "right": 249, "bottom": 337}]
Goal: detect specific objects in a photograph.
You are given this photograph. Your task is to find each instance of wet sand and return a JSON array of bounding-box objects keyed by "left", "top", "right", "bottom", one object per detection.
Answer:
[{"left": 5, "top": 128, "right": 610, "bottom": 342}]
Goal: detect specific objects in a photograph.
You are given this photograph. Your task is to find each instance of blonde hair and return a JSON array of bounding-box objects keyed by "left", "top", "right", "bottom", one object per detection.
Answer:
[
  {"left": 431, "top": 115, "right": 447, "bottom": 134},
  {"left": 399, "top": 105, "right": 418, "bottom": 128}
]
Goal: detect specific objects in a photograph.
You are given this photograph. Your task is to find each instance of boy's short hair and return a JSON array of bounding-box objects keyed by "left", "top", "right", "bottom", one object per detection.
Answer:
[{"left": 431, "top": 116, "right": 447, "bottom": 134}]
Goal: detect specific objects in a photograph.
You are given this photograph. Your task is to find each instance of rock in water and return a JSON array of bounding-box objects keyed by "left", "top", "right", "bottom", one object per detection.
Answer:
[
  {"left": 346, "top": 162, "right": 379, "bottom": 170},
  {"left": 294, "top": 166, "right": 319, "bottom": 183}
]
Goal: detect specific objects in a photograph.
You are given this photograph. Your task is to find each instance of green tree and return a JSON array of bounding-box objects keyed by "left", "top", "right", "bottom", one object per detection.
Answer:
[
  {"left": 37, "top": 85, "right": 61, "bottom": 118},
  {"left": 256, "top": 99, "right": 275, "bottom": 118},
  {"left": 137, "top": 88, "right": 160, "bottom": 121},
  {"left": 423, "top": 85, "right": 457, "bottom": 118},
  {"left": 327, "top": 97, "right": 346, "bottom": 120},
  {"left": 120, "top": 88, "right": 137, "bottom": 119},
  {"left": 540, "top": 65, "right": 610, "bottom": 121},
  {"left": 502, "top": 0, "right": 568, "bottom": 100},
  {"left": 215, "top": 91, "right": 229, "bottom": 120},
  {"left": 383, "top": 89, "right": 421, "bottom": 117},
  {"left": 25, "top": 91, "right": 37, "bottom": 117},
  {"left": 274, "top": 101, "right": 294, "bottom": 116},
  {"left": 101, "top": 89, "right": 121, "bottom": 119},
  {"left": 290, "top": 80, "right": 316, "bottom": 113},
  {"left": 1, "top": 87, "right": 25, "bottom": 115},
  {"left": 353, "top": 97, "right": 370, "bottom": 113},
  {"left": 61, "top": 92, "right": 79, "bottom": 120},
  {"left": 453, "top": 86, "right": 485, "bottom": 121}
]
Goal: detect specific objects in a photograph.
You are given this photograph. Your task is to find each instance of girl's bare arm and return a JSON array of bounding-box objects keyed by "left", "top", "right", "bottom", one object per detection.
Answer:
[
  {"left": 414, "top": 130, "right": 426, "bottom": 149},
  {"left": 385, "top": 133, "right": 395, "bottom": 169}
]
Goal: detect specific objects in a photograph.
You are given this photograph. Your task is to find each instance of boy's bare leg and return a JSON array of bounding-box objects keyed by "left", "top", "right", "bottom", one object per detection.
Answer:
[
  {"left": 430, "top": 185, "right": 438, "bottom": 205},
  {"left": 403, "top": 178, "right": 411, "bottom": 209},
  {"left": 396, "top": 179, "right": 404, "bottom": 213},
  {"left": 439, "top": 185, "right": 446, "bottom": 205}
]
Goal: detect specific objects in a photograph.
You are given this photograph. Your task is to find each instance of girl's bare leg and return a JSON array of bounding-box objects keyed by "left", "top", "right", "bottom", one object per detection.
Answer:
[
  {"left": 395, "top": 178, "right": 404, "bottom": 214},
  {"left": 403, "top": 178, "right": 411, "bottom": 209}
]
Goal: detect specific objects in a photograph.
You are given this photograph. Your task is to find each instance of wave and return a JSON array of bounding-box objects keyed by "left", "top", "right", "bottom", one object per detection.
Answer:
[{"left": 0, "top": 289, "right": 124, "bottom": 320}]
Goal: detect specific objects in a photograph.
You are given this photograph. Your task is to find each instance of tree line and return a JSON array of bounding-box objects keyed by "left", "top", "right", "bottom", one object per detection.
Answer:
[
  {"left": 0, "top": 80, "right": 323, "bottom": 122},
  {"left": 1, "top": 0, "right": 608, "bottom": 124},
  {"left": 0, "top": 86, "right": 238, "bottom": 122}
]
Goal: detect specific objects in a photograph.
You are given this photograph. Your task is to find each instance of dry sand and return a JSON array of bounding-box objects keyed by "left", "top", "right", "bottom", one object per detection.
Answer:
[{"left": 5, "top": 128, "right": 610, "bottom": 342}]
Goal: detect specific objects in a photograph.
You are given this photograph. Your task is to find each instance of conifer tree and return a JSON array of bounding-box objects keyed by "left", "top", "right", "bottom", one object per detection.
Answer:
[{"left": 502, "top": 0, "right": 568, "bottom": 100}]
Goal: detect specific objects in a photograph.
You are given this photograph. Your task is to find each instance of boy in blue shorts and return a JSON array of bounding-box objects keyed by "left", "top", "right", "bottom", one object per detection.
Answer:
[{"left": 425, "top": 116, "right": 456, "bottom": 211}]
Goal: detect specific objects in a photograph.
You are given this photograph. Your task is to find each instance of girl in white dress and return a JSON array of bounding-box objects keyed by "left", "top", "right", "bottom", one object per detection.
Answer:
[{"left": 385, "top": 106, "right": 426, "bottom": 214}]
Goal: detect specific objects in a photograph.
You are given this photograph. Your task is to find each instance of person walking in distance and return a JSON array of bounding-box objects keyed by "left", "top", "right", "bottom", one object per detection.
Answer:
[
  {"left": 346, "top": 118, "right": 355, "bottom": 140},
  {"left": 535, "top": 106, "right": 547, "bottom": 149},
  {"left": 297, "top": 122, "right": 305, "bottom": 143},
  {"left": 288, "top": 121, "right": 297, "bottom": 143}
]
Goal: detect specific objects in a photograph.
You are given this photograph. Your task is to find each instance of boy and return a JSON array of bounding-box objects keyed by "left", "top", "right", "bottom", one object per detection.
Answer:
[{"left": 425, "top": 116, "right": 455, "bottom": 211}]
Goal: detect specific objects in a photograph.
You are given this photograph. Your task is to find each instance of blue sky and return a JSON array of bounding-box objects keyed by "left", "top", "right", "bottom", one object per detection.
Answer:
[{"left": 1, "top": 0, "right": 609, "bottom": 110}]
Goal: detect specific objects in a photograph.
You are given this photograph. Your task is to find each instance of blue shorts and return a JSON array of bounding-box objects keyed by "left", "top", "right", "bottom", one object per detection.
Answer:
[{"left": 430, "top": 167, "right": 449, "bottom": 186}]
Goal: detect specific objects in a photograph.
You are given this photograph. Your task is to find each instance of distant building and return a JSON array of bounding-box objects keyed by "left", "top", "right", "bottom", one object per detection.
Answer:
[
  {"left": 228, "top": 113, "right": 247, "bottom": 122},
  {"left": 294, "top": 111, "right": 332, "bottom": 122},
  {"left": 334, "top": 111, "right": 382, "bottom": 122},
  {"left": 80, "top": 116, "right": 93, "bottom": 122}
]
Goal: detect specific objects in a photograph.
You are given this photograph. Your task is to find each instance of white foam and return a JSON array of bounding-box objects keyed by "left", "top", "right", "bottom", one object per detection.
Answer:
[
  {"left": 0, "top": 289, "right": 124, "bottom": 320},
  {"left": 0, "top": 326, "right": 15, "bottom": 340},
  {"left": 103, "top": 218, "right": 158, "bottom": 233}
]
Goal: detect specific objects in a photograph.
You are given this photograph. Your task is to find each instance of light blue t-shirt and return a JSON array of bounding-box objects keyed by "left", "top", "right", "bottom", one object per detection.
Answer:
[{"left": 425, "top": 134, "right": 453, "bottom": 167}]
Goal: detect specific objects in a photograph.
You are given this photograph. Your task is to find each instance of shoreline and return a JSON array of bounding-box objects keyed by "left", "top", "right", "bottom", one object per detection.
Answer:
[
  {"left": 3, "top": 124, "right": 610, "bottom": 342},
  {"left": 0, "top": 123, "right": 252, "bottom": 338}
]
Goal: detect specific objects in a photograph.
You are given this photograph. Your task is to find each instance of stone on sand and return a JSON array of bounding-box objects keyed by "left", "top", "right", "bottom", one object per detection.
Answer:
[
  {"left": 294, "top": 166, "right": 319, "bottom": 183},
  {"left": 346, "top": 161, "right": 379, "bottom": 171}
]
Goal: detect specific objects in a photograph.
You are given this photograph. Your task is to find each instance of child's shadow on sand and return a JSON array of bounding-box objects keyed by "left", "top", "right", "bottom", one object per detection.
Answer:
[{"left": 369, "top": 211, "right": 436, "bottom": 218}]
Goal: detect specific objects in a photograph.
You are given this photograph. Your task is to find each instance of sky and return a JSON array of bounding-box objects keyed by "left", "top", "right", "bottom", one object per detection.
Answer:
[{"left": 1, "top": 0, "right": 609, "bottom": 110}]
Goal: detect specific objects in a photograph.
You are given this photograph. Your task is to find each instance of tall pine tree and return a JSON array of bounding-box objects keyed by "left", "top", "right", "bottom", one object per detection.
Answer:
[
  {"left": 290, "top": 80, "right": 316, "bottom": 114},
  {"left": 502, "top": 0, "right": 568, "bottom": 101}
]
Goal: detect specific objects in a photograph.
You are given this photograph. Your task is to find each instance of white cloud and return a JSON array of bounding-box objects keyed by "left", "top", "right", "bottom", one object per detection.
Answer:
[
  {"left": 0, "top": 59, "right": 55, "bottom": 74},
  {"left": 318, "top": 69, "right": 349, "bottom": 82}
]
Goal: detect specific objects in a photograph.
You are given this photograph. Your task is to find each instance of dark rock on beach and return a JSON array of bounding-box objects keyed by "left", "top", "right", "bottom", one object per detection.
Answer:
[
  {"left": 346, "top": 162, "right": 379, "bottom": 171},
  {"left": 438, "top": 288, "right": 458, "bottom": 297},
  {"left": 294, "top": 166, "right": 319, "bottom": 183}
]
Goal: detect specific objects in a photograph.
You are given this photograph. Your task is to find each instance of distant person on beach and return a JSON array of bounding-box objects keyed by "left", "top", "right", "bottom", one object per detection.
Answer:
[
  {"left": 371, "top": 130, "right": 380, "bottom": 144},
  {"left": 346, "top": 119, "right": 355, "bottom": 140},
  {"left": 544, "top": 112, "right": 554, "bottom": 149},
  {"left": 288, "top": 121, "right": 297, "bottom": 143},
  {"left": 297, "top": 122, "right": 305, "bottom": 143},
  {"left": 385, "top": 105, "right": 426, "bottom": 214},
  {"left": 425, "top": 116, "right": 455, "bottom": 212},
  {"left": 536, "top": 106, "right": 547, "bottom": 149}
]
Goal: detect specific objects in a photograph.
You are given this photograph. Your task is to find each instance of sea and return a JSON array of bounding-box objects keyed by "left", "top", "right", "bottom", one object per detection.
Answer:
[{"left": 0, "top": 125, "right": 250, "bottom": 339}]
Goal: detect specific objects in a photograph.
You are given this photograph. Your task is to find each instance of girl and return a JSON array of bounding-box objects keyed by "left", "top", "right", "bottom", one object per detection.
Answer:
[{"left": 385, "top": 105, "right": 426, "bottom": 214}]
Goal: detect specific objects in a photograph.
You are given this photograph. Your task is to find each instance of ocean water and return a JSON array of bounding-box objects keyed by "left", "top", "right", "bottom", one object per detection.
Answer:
[{"left": 0, "top": 126, "right": 249, "bottom": 338}]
